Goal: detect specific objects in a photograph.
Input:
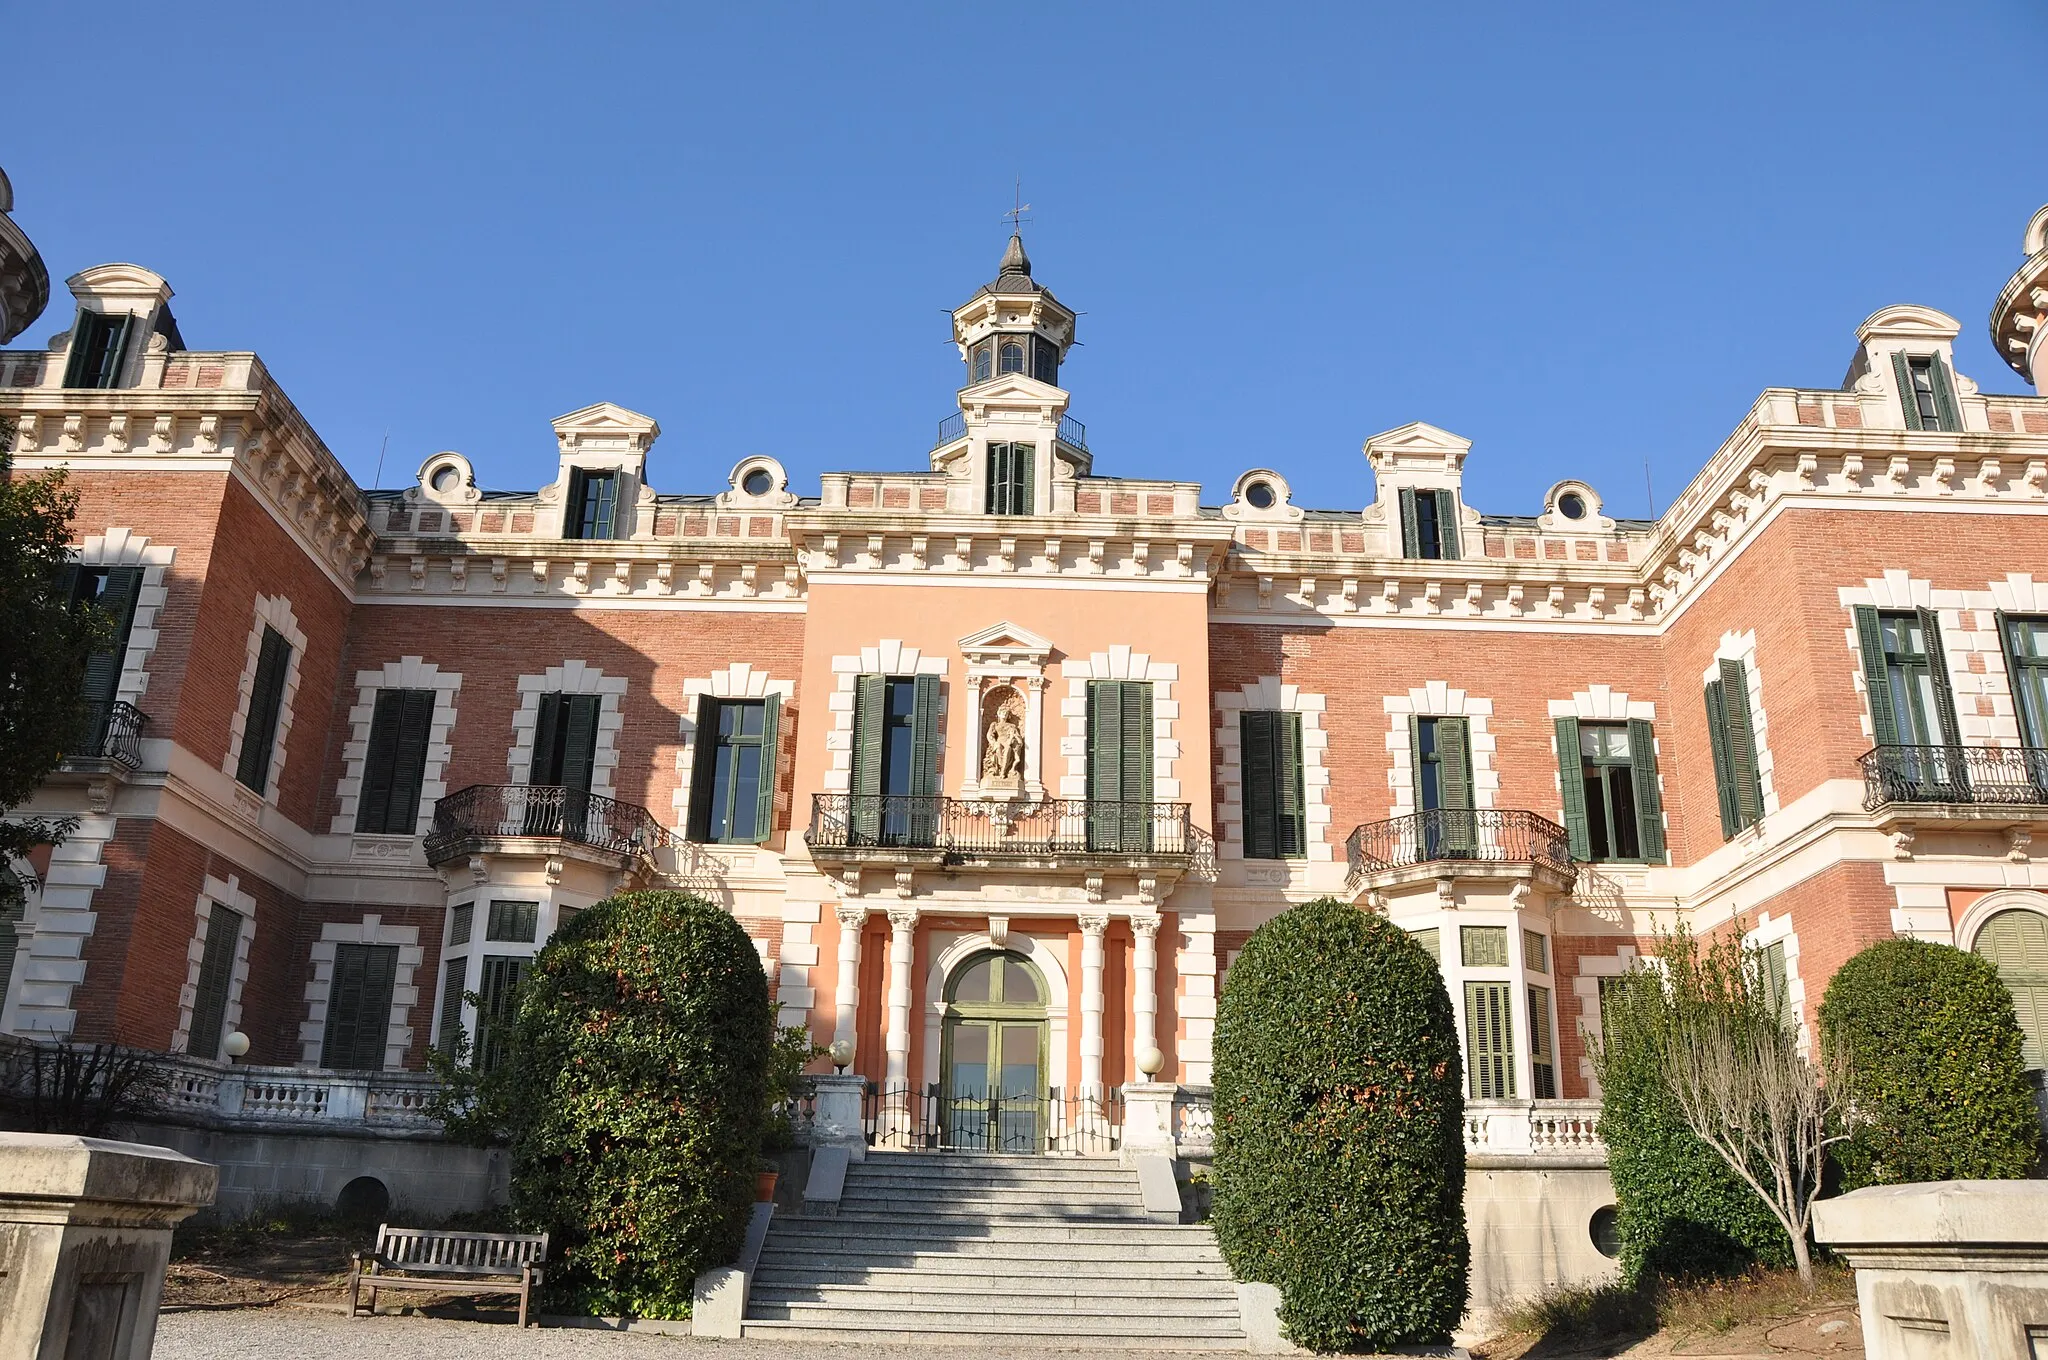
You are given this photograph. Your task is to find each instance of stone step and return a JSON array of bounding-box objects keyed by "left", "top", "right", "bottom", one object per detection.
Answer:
[
  {"left": 843, "top": 1167, "right": 1143, "bottom": 1188},
  {"left": 752, "top": 1287, "right": 1242, "bottom": 1318},
  {"left": 833, "top": 1200, "right": 1155, "bottom": 1222},
  {"left": 850, "top": 1155, "right": 1127, "bottom": 1175},
  {"left": 750, "top": 1262, "right": 1234, "bottom": 1289},
  {"left": 757, "top": 1241, "right": 1227, "bottom": 1267},
  {"left": 744, "top": 1303, "right": 1247, "bottom": 1336},
  {"left": 751, "top": 1279, "right": 1241, "bottom": 1309},
  {"left": 763, "top": 1217, "right": 1217, "bottom": 1245},
  {"left": 738, "top": 1319, "right": 1250, "bottom": 1349}
]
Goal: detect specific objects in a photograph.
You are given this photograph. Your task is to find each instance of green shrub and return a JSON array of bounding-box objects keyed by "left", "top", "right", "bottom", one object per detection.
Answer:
[
  {"left": 1211, "top": 898, "right": 1468, "bottom": 1352},
  {"left": 1594, "top": 954, "right": 1791, "bottom": 1285},
  {"left": 1819, "top": 937, "right": 2040, "bottom": 1189},
  {"left": 501, "top": 890, "right": 771, "bottom": 1319}
]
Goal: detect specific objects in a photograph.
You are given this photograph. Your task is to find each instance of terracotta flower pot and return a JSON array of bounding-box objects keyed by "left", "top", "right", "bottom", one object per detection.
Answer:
[{"left": 755, "top": 1169, "right": 779, "bottom": 1202}]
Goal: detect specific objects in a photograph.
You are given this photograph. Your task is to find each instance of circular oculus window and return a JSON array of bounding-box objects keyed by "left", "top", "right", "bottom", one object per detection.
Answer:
[
  {"left": 1558, "top": 492, "right": 1587, "bottom": 520},
  {"left": 429, "top": 464, "right": 460, "bottom": 493},
  {"left": 742, "top": 467, "right": 774, "bottom": 496},
  {"left": 1244, "top": 480, "right": 1276, "bottom": 510}
]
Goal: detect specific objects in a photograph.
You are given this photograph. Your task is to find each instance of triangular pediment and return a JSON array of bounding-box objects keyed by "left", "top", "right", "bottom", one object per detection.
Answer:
[
  {"left": 552, "top": 401, "right": 660, "bottom": 437},
  {"left": 958, "top": 620, "right": 1055, "bottom": 661},
  {"left": 1363, "top": 421, "right": 1472, "bottom": 456},
  {"left": 959, "top": 372, "right": 1068, "bottom": 406}
]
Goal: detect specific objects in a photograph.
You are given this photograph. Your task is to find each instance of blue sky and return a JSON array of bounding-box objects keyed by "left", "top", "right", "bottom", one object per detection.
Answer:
[{"left": 7, "top": 3, "right": 2045, "bottom": 517}]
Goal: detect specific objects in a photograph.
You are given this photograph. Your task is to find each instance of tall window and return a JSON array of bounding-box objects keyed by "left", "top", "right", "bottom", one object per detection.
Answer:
[
  {"left": 1410, "top": 716, "right": 1473, "bottom": 855},
  {"left": 320, "top": 943, "right": 398, "bottom": 1071},
  {"left": 1555, "top": 718, "right": 1665, "bottom": 863},
  {"left": 688, "top": 696, "right": 781, "bottom": 844},
  {"left": 1892, "top": 352, "right": 1962, "bottom": 432},
  {"left": 530, "top": 694, "right": 600, "bottom": 789},
  {"left": 564, "top": 468, "right": 619, "bottom": 540},
  {"left": 1398, "top": 488, "right": 1460, "bottom": 561},
  {"left": 474, "top": 955, "right": 528, "bottom": 1074},
  {"left": 1031, "top": 337, "right": 1059, "bottom": 384},
  {"left": 355, "top": 689, "right": 436, "bottom": 834},
  {"left": 998, "top": 340, "right": 1025, "bottom": 374},
  {"left": 1240, "top": 711, "right": 1305, "bottom": 860},
  {"left": 62, "top": 564, "right": 143, "bottom": 753},
  {"left": 1528, "top": 986, "right": 1556, "bottom": 1099},
  {"left": 62, "top": 309, "right": 132, "bottom": 389},
  {"left": 1856, "top": 608, "right": 1955, "bottom": 748},
  {"left": 851, "top": 674, "right": 939, "bottom": 844},
  {"left": 986, "top": 443, "right": 1034, "bottom": 515},
  {"left": 186, "top": 903, "right": 244, "bottom": 1060},
  {"left": 1087, "top": 680, "right": 1155, "bottom": 851},
  {"left": 435, "top": 956, "right": 467, "bottom": 1056},
  {"left": 235, "top": 626, "right": 293, "bottom": 795},
  {"left": 1464, "top": 981, "right": 1516, "bottom": 1099},
  {"left": 1704, "top": 658, "right": 1765, "bottom": 838},
  {"left": 2003, "top": 615, "right": 2048, "bottom": 748},
  {"left": 971, "top": 340, "right": 993, "bottom": 384}
]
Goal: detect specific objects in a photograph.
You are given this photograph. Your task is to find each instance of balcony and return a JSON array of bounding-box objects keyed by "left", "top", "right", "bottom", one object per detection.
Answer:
[
  {"left": 930, "top": 411, "right": 1087, "bottom": 453},
  {"left": 55, "top": 700, "right": 146, "bottom": 774},
  {"left": 1345, "top": 808, "right": 1577, "bottom": 895},
  {"left": 422, "top": 783, "right": 675, "bottom": 869},
  {"left": 806, "top": 794, "right": 1209, "bottom": 873},
  {"left": 1859, "top": 745, "right": 2048, "bottom": 841}
]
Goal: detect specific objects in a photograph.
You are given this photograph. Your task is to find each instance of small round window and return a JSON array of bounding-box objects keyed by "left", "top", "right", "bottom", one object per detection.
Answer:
[
  {"left": 742, "top": 467, "right": 774, "bottom": 497},
  {"left": 429, "top": 464, "right": 460, "bottom": 494},
  {"left": 1557, "top": 492, "right": 1587, "bottom": 520},
  {"left": 1244, "top": 480, "right": 1276, "bottom": 510},
  {"left": 1588, "top": 1205, "right": 1621, "bottom": 1258}
]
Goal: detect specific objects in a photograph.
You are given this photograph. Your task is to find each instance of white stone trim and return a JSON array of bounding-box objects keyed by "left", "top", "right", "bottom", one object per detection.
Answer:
[
  {"left": 1744, "top": 911, "right": 1808, "bottom": 1054},
  {"left": 675, "top": 663, "right": 798, "bottom": 835},
  {"left": 775, "top": 901, "right": 821, "bottom": 1030},
  {"left": 919, "top": 926, "right": 1071, "bottom": 1091},
  {"left": 0, "top": 819, "right": 117, "bottom": 1039},
  {"left": 1058, "top": 647, "right": 1181, "bottom": 800},
  {"left": 329, "top": 657, "right": 463, "bottom": 835},
  {"left": 1174, "top": 910, "right": 1217, "bottom": 1084},
  {"left": 1214, "top": 679, "right": 1332, "bottom": 862},
  {"left": 508, "top": 661, "right": 627, "bottom": 798},
  {"left": 1384, "top": 682, "right": 1500, "bottom": 816},
  {"left": 1570, "top": 944, "right": 1640, "bottom": 1094},
  {"left": 220, "top": 594, "right": 307, "bottom": 803},
  {"left": 172, "top": 874, "right": 258, "bottom": 1056},
  {"left": 1954, "top": 888, "right": 2048, "bottom": 955},
  {"left": 823, "top": 641, "right": 948, "bottom": 794},
  {"left": 298, "top": 915, "right": 424, "bottom": 1069},
  {"left": 1700, "top": 630, "right": 1780, "bottom": 817},
  {"left": 72, "top": 528, "right": 175, "bottom": 710}
]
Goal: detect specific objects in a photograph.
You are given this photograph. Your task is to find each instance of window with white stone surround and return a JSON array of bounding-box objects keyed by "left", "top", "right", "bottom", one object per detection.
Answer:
[
  {"left": 171, "top": 875, "right": 257, "bottom": 1055},
  {"left": 674, "top": 662, "right": 797, "bottom": 834},
  {"left": 221, "top": 594, "right": 307, "bottom": 804},
  {"left": 822, "top": 641, "right": 946, "bottom": 794},
  {"left": 1744, "top": 912, "right": 1807, "bottom": 1054},
  {"left": 298, "top": 916, "right": 424, "bottom": 1069},
  {"left": 1570, "top": 943, "right": 1640, "bottom": 1096},
  {"left": 1838, "top": 571, "right": 1987, "bottom": 745},
  {"left": 71, "top": 528, "right": 175, "bottom": 712},
  {"left": 507, "top": 662, "right": 626, "bottom": 797},
  {"left": 330, "top": 658, "right": 463, "bottom": 836},
  {"left": 1701, "top": 630, "right": 1780, "bottom": 818},
  {"left": 1059, "top": 647, "right": 1179, "bottom": 800},
  {"left": 1386, "top": 682, "right": 1500, "bottom": 816},
  {"left": 1215, "top": 678, "right": 1332, "bottom": 862}
]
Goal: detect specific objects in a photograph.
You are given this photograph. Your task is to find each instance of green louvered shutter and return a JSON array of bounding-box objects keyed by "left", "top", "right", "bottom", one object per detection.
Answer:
[
  {"left": 1627, "top": 718, "right": 1666, "bottom": 862},
  {"left": 908, "top": 674, "right": 941, "bottom": 845},
  {"left": 1433, "top": 489, "right": 1460, "bottom": 560},
  {"left": 850, "top": 675, "right": 886, "bottom": 842},
  {"left": 78, "top": 567, "right": 142, "bottom": 753},
  {"left": 1892, "top": 352, "right": 1924, "bottom": 431},
  {"left": 436, "top": 956, "right": 466, "bottom": 1055},
  {"left": 1929, "top": 359, "right": 1963, "bottom": 432},
  {"left": 559, "top": 695, "right": 599, "bottom": 794},
  {"left": 1918, "top": 607, "right": 1969, "bottom": 798},
  {"left": 1719, "top": 659, "right": 1764, "bottom": 829},
  {"left": 1464, "top": 981, "right": 1517, "bottom": 1099},
  {"left": 93, "top": 314, "right": 131, "bottom": 387},
  {"left": 356, "top": 690, "right": 406, "bottom": 834},
  {"left": 1276, "top": 711, "right": 1305, "bottom": 858},
  {"left": 1977, "top": 912, "right": 2048, "bottom": 1068},
  {"left": 529, "top": 695, "right": 562, "bottom": 783},
  {"left": 753, "top": 694, "right": 782, "bottom": 843},
  {"left": 187, "top": 903, "right": 243, "bottom": 1060},
  {"left": 1398, "top": 488, "right": 1422, "bottom": 557},
  {"left": 1438, "top": 716, "right": 1473, "bottom": 854},
  {"left": 1854, "top": 607, "right": 1899, "bottom": 747},
  {"left": 475, "top": 956, "right": 528, "bottom": 1074},
  {"left": 1705, "top": 680, "right": 1740, "bottom": 838},
  {"left": 1088, "top": 682, "right": 1153, "bottom": 850},
  {"left": 1760, "top": 939, "right": 1791, "bottom": 1025},
  {"left": 1554, "top": 718, "right": 1591, "bottom": 861},
  {"left": 235, "top": 627, "right": 292, "bottom": 794},
  {"left": 1015, "top": 446, "right": 1035, "bottom": 514},
  {"left": 986, "top": 444, "right": 1006, "bottom": 513},
  {"left": 1122, "top": 682, "right": 1154, "bottom": 850},
  {"left": 321, "top": 943, "right": 398, "bottom": 1071},
  {"left": 687, "top": 695, "right": 721, "bottom": 840},
  {"left": 1241, "top": 711, "right": 1279, "bottom": 860},
  {"left": 61, "top": 311, "right": 96, "bottom": 387}
]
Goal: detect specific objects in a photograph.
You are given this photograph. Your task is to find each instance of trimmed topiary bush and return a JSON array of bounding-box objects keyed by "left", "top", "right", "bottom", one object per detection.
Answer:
[
  {"left": 1819, "top": 936, "right": 2040, "bottom": 1189},
  {"left": 1594, "top": 962, "right": 1791, "bottom": 1285},
  {"left": 1212, "top": 898, "right": 1468, "bottom": 1352},
  {"left": 501, "top": 889, "right": 771, "bottom": 1319}
]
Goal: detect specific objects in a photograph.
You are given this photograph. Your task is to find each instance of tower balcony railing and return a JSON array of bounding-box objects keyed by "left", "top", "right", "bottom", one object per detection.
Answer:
[
  {"left": 1057, "top": 414, "right": 1087, "bottom": 451},
  {"left": 57, "top": 700, "right": 147, "bottom": 772},
  {"left": 423, "top": 783, "right": 676, "bottom": 866},
  {"left": 930, "top": 411, "right": 1086, "bottom": 453},
  {"left": 807, "top": 793, "right": 1205, "bottom": 869},
  {"left": 1860, "top": 744, "right": 2048, "bottom": 812},
  {"left": 1345, "top": 808, "right": 1576, "bottom": 891}
]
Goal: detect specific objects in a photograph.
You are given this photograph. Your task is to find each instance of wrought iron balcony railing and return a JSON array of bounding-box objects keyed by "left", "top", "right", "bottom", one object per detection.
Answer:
[
  {"left": 930, "top": 411, "right": 1086, "bottom": 453},
  {"left": 1345, "top": 808, "right": 1576, "bottom": 886},
  {"left": 423, "top": 784, "right": 676, "bottom": 864},
  {"left": 1860, "top": 744, "right": 2048, "bottom": 811},
  {"left": 1057, "top": 414, "right": 1087, "bottom": 451},
  {"left": 60, "top": 700, "right": 146, "bottom": 771},
  {"left": 807, "top": 793, "right": 1201, "bottom": 863}
]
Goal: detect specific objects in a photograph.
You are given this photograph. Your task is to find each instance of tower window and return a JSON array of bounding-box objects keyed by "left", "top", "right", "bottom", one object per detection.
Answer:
[
  {"left": 1032, "top": 338, "right": 1059, "bottom": 384},
  {"left": 971, "top": 340, "right": 993, "bottom": 384},
  {"left": 565, "top": 468, "right": 619, "bottom": 540},
  {"left": 1892, "top": 352, "right": 1962, "bottom": 432},
  {"left": 62, "top": 310, "right": 133, "bottom": 390},
  {"left": 998, "top": 340, "right": 1026, "bottom": 374},
  {"left": 987, "top": 443, "right": 1035, "bottom": 515},
  {"left": 1398, "top": 488, "right": 1461, "bottom": 560}
]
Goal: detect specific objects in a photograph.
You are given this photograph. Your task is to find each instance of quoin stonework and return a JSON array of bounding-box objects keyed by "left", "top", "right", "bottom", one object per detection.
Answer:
[{"left": 8, "top": 185, "right": 2048, "bottom": 1193}]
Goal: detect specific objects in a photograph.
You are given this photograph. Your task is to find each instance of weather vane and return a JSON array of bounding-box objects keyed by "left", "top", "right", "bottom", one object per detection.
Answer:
[{"left": 1004, "top": 176, "right": 1031, "bottom": 234}]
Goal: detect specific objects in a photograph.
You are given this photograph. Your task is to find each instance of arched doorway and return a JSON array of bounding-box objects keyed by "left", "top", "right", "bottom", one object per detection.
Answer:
[
  {"left": 1975, "top": 909, "right": 2048, "bottom": 1069},
  {"left": 941, "top": 950, "right": 1048, "bottom": 1151}
]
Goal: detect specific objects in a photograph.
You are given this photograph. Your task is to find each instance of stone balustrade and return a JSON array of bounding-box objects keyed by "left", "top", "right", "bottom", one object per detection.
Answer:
[
  {"left": 1464, "top": 1099, "right": 1606, "bottom": 1157},
  {"left": 156, "top": 1057, "right": 444, "bottom": 1131}
]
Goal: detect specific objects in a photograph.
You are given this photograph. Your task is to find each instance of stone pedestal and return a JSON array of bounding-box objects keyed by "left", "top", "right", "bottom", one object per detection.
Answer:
[
  {"left": 0, "top": 1133, "right": 218, "bottom": 1360},
  {"left": 809, "top": 1073, "right": 867, "bottom": 1160},
  {"left": 1813, "top": 1179, "right": 2048, "bottom": 1360},
  {"left": 1120, "top": 1081, "right": 1177, "bottom": 1164}
]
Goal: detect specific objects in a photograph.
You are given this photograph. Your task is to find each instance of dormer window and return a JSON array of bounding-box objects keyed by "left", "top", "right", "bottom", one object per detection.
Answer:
[
  {"left": 62, "top": 310, "right": 132, "bottom": 389},
  {"left": 1895, "top": 353, "right": 1962, "bottom": 432},
  {"left": 987, "top": 443, "right": 1034, "bottom": 515},
  {"left": 565, "top": 468, "right": 619, "bottom": 540},
  {"left": 1398, "top": 488, "right": 1460, "bottom": 561},
  {"left": 999, "top": 340, "right": 1026, "bottom": 375}
]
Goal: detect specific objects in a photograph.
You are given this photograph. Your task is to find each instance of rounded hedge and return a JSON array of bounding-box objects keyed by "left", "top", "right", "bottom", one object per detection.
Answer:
[
  {"left": 502, "top": 890, "right": 771, "bottom": 1319},
  {"left": 1595, "top": 967, "right": 1790, "bottom": 1284},
  {"left": 1819, "top": 936, "right": 2040, "bottom": 1190},
  {"left": 1211, "top": 899, "right": 1468, "bottom": 1352}
]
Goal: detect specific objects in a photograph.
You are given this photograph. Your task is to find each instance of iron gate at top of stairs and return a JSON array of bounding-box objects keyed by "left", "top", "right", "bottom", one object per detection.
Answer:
[{"left": 862, "top": 1083, "right": 1125, "bottom": 1154}]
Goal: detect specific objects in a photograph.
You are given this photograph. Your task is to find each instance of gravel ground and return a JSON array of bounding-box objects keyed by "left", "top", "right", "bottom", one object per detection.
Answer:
[{"left": 152, "top": 1307, "right": 1248, "bottom": 1358}]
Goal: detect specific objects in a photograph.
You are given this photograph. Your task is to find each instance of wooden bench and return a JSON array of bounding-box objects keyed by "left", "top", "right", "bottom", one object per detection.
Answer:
[{"left": 348, "top": 1224, "right": 550, "bottom": 1328}]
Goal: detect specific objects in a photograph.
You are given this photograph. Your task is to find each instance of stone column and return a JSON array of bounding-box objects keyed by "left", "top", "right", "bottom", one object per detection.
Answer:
[
  {"left": 1023, "top": 675, "right": 1048, "bottom": 798},
  {"left": 884, "top": 906, "right": 917, "bottom": 1090},
  {"left": 1131, "top": 912, "right": 1161, "bottom": 1073},
  {"left": 1078, "top": 912, "right": 1109, "bottom": 1100},
  {"left": 832, "top": 904, "right": 868, "bottom": 1059}
]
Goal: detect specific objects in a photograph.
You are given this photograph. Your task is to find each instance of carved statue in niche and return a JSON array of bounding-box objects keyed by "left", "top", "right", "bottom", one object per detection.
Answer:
[{"left": 981, "top": 685, "right": 1027, "bottom": 790}]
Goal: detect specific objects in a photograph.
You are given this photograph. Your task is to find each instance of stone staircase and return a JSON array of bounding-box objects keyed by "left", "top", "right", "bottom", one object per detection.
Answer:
[{"left": 742, "top": 1151, "right": 1248, "bottom": 1347}]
